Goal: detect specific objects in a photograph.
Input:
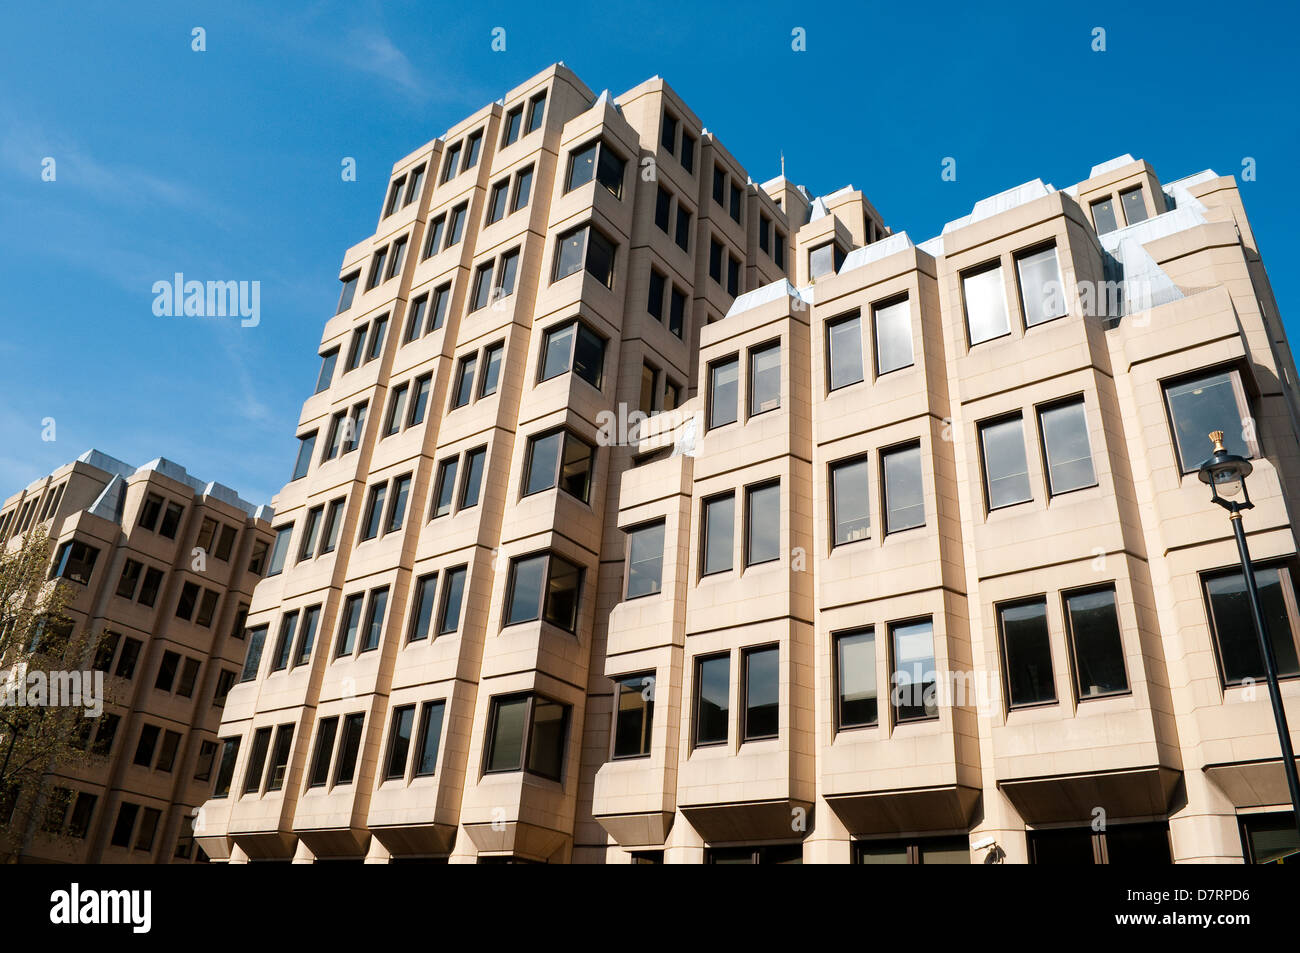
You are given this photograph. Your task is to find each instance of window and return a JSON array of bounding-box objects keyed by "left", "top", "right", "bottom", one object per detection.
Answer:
[
  {"left": 366, "top": 247, "right": 388, "bottom": 290},
  {"left": 194, "top": 740, "right": 218, "bottom": 781},
  {"left": 669, "top": 287, "right": 686, "bottom": 338},
  {"left": 1063, "top": 586, "right": 1129, "bottom": 698},
  {"left": 748, "top": 342, "right": 781, "bottom": 415},
  {"left": 1119, "top": 187, "right": 1148, "bottom": 226},
  {"left": 175, "top": 582, "right": 199, "bottom": 622},
  {"left": 159, "top": 502, "right": 184, "bottom": 539},
  {"left": 384, "top": 176, "right": 405, "bottom": 217},
  {"left": 526, "top": 91, "right": 546, "bottom": 132},
  {"left": 307, "top": 717, "right": 338, "bottom": 788},
  {"left": 827, "top": 313, "right": 864, "bottom": 391},
  {"left": 333, "top": 713, "right": 365, "bottom": 785},
  {"left": 432, "top": 457, "right": 458, "bottom": 518},
  {"left": 612, "top": 674, "right": 654, "bottom": 759},
  {"left": 774, "top": 230, "right": 786, "bottom": 270},
  {"left": 385, "top": 235, "right": 408, "bottom": 280},
  {"left": 745, "top": 481, "right": 780, "bottom": 567},
  {"left": 1029, "top": 822, "right": 1171, "bottom": 864},
  {"left": 414, "top": 701, "right": 446, "bottom": 776},
  {"left": 243, "top": 727, "right": 271, "bottom": 794},
  {"left": 1240, "top": 813, "right": 1300, "bottom": 864},
  {"left": 742, "top": 645, "right": 779, "bottom": 741},
  {"left": 654, "top": 187, "right": 671, "bottom": 232},
  {"left": 999, "top": 599, "right": 1056, "bottom": 708},
  {"left": 451, "top": 353, "right": 477, "bottom": 409},
  {"left": 809, "top": 242, "right": 843, "bottom": 280},
  {"left": 891, "top": 618, "right": 937, "bottom": 723},
  {"left": 111, "top": 803, "right": 139, "bottom": 848},
  {"left": 980, "top": 414, "right": 1032, "bottom": 510},
  {"left": 1090, "top": 196, "right": 1119, "bottom": 235},
  {"left": 707, "top": 844, "right": 803, "bottom": 864},
  {"left": 674, "top": 206, "right": 691, "bottom": 252},
  {"left": 835, "top": 628, "right": 877, "bottom": 729},
  {"left": 712, "top": 167, "right": 726, "bottom": 204},
  {"left": 241, "top": 625, "right": 267, "bottom": 682},
  {"left": 639, "top": 363, "right": 656, "bottom": 415},
  {"left": 134, "top": 724, "right": 160, "bottom": 767},
  {"left": 384, "top": 706, "right": 416, "bottom": 780},
  {"left": 386, "top": 475, "right": 411, "bottom": 532},
  {"left": 196, "top": 517, "right": 218, "bottom": 554},
  {"left": 708, "top": 239, "right": 723, "bottom": 283},
  {"left": 539, "top": 319, "right": 605, "bottom": 389},
  {"left": 963, "top": 262, "right": 1010, "bottom": 345},
  {"left": 155, "top": 651, "right": 180, "bottom": 691},
  {"left": 660, "top": 112, "right": 677, "bottom": 153},
  {"left": 512, "top": 165, "right": 533, "bottom": 212},
  {"left": 830, "top": 455, "right": 870, "bottom": 546},
  {"left": 408, "top": 573, "right": 439, "bottom": 643},
  {"left": 93, "top": 713, "right": 121, "bottom": 754},
  {"left": 460, "top": 446, "right": 486, "bottom": 508},
  {"left": 522, "top": 429, "right": 594, "bottom": 503},
  {"left": 1203, "top": 563, "right": 1300, "bottom": 685},
  {"left": 215, "top": 524, "right": 236, "bottom": 561},
  {"left": 402, "top": 295, "right": 428, "bottom": 344},
  {"left": 759, "top": 215, "right": 772, "bottom": 254},
  {"left": 440, "top": 141, "right": 461, "bottom": 183},
  {"left": 345, "top": 327, "right": 366, "bottom": 371},
  {"left": 429, "top": 283, "right": 450, "bottom": 332},
  {"left": 438, "top": 566, "right": 467, "bottom": 635},
  {"left": 403, "top": 164, "right": 425, "bottom": 206},
  {"left": 565, "top": 139, "right": 625, "bottom": 198},
  {"left": 212, "top": 737, "right": 241, "bottom": 797},
  {"left": 408, "top": 374, "right": 433, "bottom": 426},
  {"left": 361, "top": 588, "right": 389, "bottom": 652},
  {"left": 484, "top": 693, "right": 570, "bottom": 780},
  {"left": 882, "top": 443, "right": 924, "bottom": 533},
  {"left": 315, "top": 349, "right": 338, "bottom": 394},
  {"left": 479, "top": 342, "right": 503, "bottom": 397},
  {"left": 294, "top": 605, "right": 321, "bottom": 667},
  {"left": 873, "top": 297, "right": 913, "bottom": 374},
  {"left": 446, "top": 203, "right": 467, "bottom": 246},
  {"left": 729, "top": 182, "right": 743, "bottom": 224},
  {"left": 470, "top": 260, "right": 494, "bottom": 311},
  {"left": 365, "top": 315, "right": 388, "bottom": 362},
  {"left": 1039, "top": 399, "right": 1096, "bottom": 494},
  {"left": 265, "top": 525, "right": 293, "bottom": 578},
  {"left": 422, "top": 214, "right": 446, "bottom": 259},
  {"left": 214, "top": 669, "right": 236, "bottom": 705},
  {"left": 707, "top": 356, "right": 738, "bottom": 429},
  {"left": 701, "top": 493, "right": 735, "bottom": 576},
  {"left": 291, "top": 432, "right": 316, "bottom": 481},
  {"left": 335, "top": 593, "right": 364, "bottom": 657},
  {"left": 336, "top": 272, "right": 359, "bottom": 314},
  {"left": 727, "top": 255, "right": 740, "bottom": 297},
  {"left": 504, "top": 552, "right": 583, "bottom": 632},
  {"left": 553, "top": 224, "right": 616, "bottom": 287},
  {"left": 1163, "top": 368, "right": 1255, "bottom": 473},
  {"left": 52, "top": 540, "right": 99, "bottom": 585},
  {"left": 320, "top": 498, "right": 345, "bottom": 554},
  {"left": 502, "top": 104, "right": 523, "bottom": 146},
  {"left": 266, "top": 725, "right": 293, "bottom": 791},
  {"left": 680, "top": 131, "right": 695, "bottom": 173},
  {"left": 648, "top": 269, "right": 666, "bottom": 320},
  {"left": 487, "top": 178, "right": 509, "bottom": 225},
  {"left": 177, "top": 658, "right": 200, "bottom": 697},
  {"left": 272, "top": 611, "right": 299, "bottom": 672},
  {"left": 1016, "top": 244, "right": 1066, "bottom": 327},
  {"left": 625, "top": 520, "right": 665, "bottom": 599},
  {"left": 115, "top": 638, "right": 142, "bottom": 679},
  {"left": 854, "top": 836, "right": 970, "bottom": 865},
  {"left": 694, "top": 654, "right": 730, "bottom": 746},
  {"left": 384, "top": 384, "right": 409, "bottom": 438}
]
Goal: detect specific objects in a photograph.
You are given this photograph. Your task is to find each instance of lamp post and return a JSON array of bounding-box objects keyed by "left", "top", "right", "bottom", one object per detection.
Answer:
[{"left": 1198, "top": 430, "right": 1300, "bottom": 839}]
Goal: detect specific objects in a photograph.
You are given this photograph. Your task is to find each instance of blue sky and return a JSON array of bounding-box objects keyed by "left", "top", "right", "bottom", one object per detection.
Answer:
[{"left": 1, "top": 0, "right": 1296, "bottom": 506}]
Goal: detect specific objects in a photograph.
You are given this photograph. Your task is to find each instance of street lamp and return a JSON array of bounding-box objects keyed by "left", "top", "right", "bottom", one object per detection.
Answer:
[{"left": 1198, "top": 430, "right": 1300, "bottom": 840}]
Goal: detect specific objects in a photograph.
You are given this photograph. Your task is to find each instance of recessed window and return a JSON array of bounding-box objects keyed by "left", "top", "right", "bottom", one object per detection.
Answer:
[
  {"left": 1016, "top": 245, "right": 1066, "bottom": 327},
  {"left": 1029, "top": 822, "right": 1171, "bottom": 864},
  {"left": 708, "top": 238, "right": 723, "bottom": 283},
  {"left": 446, "top": 203, "right": 467, "bottom": 246},
  {"left": 1063, "top": 586, "right": 1129, "bottom": 698},
  {"left": 336, "top": 272, "right": 359, "bottom": 314},
  {"left": 660, "top": 112, "right": 677, "bottom": 154},
  {"left": 727, "top": 255, "right": 740, "bottom": 297},
  {"left": 827, "top": 312, "right": 864, "bottom": 391},
  {"left": 307, "top": 717, "right": 338, "bottom": 788},
  {"left": 963, "top": 262, "right": 1010, "bottom": 345},
  {"left": 504, "top": 552, "right": 583, "bottom": 632},
  {"left": 438, "top": 566, "right": 466, "bottom": 635},
  {"left": 266, "top": 524, "right": 293, "bottom": 576},
  {"left": 335, "top": 594, "right": 364, "bottom": 657},
  {"left": 366, "top": 247, "right": 388, "bottom": 290},
  {"left": 729, "top": 182, "right": 743, "bottom": 224},
  {"left": 460, "top": 446, "right": 486, "bottom": 509},
  {"left": 502, "top": 105, "right": 523, "bottom": 146},
  {"left": 315, "top": 350, "right": 338, "bottom": 394},
  {"left": 1090, "top": 196, "right": 1119, "bottom": 235},
  {"left": 408, "top": 374, "right": 432, "bottom": 426},
  {"left": 882, "top": 443, "right": 925, "bottom": 533},
  {"left": 999, "top": 599, "right": 1056, "bottom": 708},
  {"left": 484, "top": 693, "right": 569, "bottom": 781},
  {"left": 360, "top": 483, "right": 387, "bottom": 540},
  {"left": 809, "top": 242, "right": 843, "bottom": 280},
  {"left": 365, "top": 315, "right": 388, "bottom": 362},
  {"left": 525, "top": 92, "right": 546, "bottom": 133},
  {"left": 1119, "top": 187, "right": 1148, "bottom": 226},
  {"left": 830, "top": 455, "right": 870, "bottom": 546},
  {"left": 320, "top": 498, "right": 345, "bottom": 555},
  {"left": 294, "top": 605, "right": 321, "bottom": 667},
  {"left": 333, "top": 713, "right": 365, "bottom": 785},
  {"left": 565, "top": 139, "right": 625, "bottom": 198},
  {"left": 742, "top": 645, "right": 779, "bottom": 741},
  {"left": 384, "top": 384, "right": 409, "bottom": 438},
  {"left": 1163, "top": 368, "right": 1255, "bottom": 473},
  {"left": 486, "top": 179, "right": 509, "bottom": 225},
  {"left": 422, "top": 215, "right": 445, "bottom": 259},
  {"left": 612, "top": 674, "right": 655, "bottom": 759},
  {"left": 1039, "top": 399, "right": 1096, "bottom": 494},
  {"left": 701, "top": 492, "right": 735, "bottom": 576},
  {"left": 511, "top": 165, "right": 533, "bottom": 212},
  {"left": 464, "top": 130, "right": 484, "bottom": 167},
  {"left": 553, "top": 224, "right": 616, "bottom": 288},
  {"left": 479, "top": 342, "right": 503, "bottom": 397},
  {"left": 744, "top": 481, "right": 780, "bottom": 567},
  {"left": 52, "top": 540, "right": 99, "bottom": 585},
  {"left": 712, "top": 167, "right": 726, "bottom": 204},
  {"left": 674, "top": 206, "right": 692, "bottom": 252},
  {"left": 1240, "top": 812, "right": 1300, "bottom": 864},
  {"left": 854, "top": 836, "right": 970, "bottom": 865},
  {"left": 539, "top": 319, "right": 605, "bottom": 389},
  {"left": 522, "top": 428, "right": 594, "bottom": 503},
  {"left": 774, "top": 230, "right": 786, "bottom": 270},
  {"left": 403, "top": 164, "right": 425, "bottom": 206},
  {"left": 385, "top": 706, "right": 416, "bottom": 781},
  {"left": 265, "top": 725, "right": 293, "bottom": 792},
  {"left": 451, "top": 354, "right": 477, "bottom": 409},
  {"left": 648, "top": 269, "right": 666, "bottom": 321},
  {"left": 979, "top": 415, "right": 1032, "bottom": 510},
  {"left": 835, "top": 628, "right": 877, "bottom": 729},
  {"left": 159, "top": 502, "right": 184, "bottom": 539},
  {"left": 385, "top": 235, "right": 408, "bottom": 280},
  {"left": 360, "top": 587, "right": 389, "bottom": 652},
  {"left": 386, "top": 475, "right": 411, "bottom": 533},
  {"left": 873, "top": 297, "right": 914, "bottom": 375},
  {"left": 1203, "top": 562, "right": 1300, "bottom": 686},
  {"left": 669, "top": 287, "right": 686, "bottom": 338},
  {"left": 414, "top": 700, "right": 446, "bottom": 776},
  {"left": 240, "top": 625, "right": 267, "bottom": 682},
  {"left": 654, "top": 187, "right": 671, "bottom": 232},
  {"left": 625, "top": 520, "right": 665, "bottom": 599},
  {"left": 694, "top": 654, "right": 730, "bottom": 747},
  {"left": 890, "top": 618, "right": 937, "bottom": 723},
  {"left": 402, "top": 295, "right": 428, "bottom": 345},
  {"left": 680, "top": 131, "right": 695, "bottom": 173},
  {"left": 432, "top": 457, "right": 458, "bottom": 518},
  {"left": 748, "top": 342, "right": 781, "bottom": 416},
  {"left": 408, "top": 573, "right": 439, "bottom": 643},
  {"left": 212, "top": 737, "right": 241, "bottom": 797},
  {"left": 707, "top": 355, "right": 739, "bottom": 429},
  {"left": 440, "top": 142, "right": 462, "bottom": 183}
]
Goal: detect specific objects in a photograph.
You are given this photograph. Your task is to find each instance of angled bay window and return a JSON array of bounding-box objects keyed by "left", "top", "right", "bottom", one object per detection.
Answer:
[
  {"left": 827, "top": 312, "right": 864, "bottom": 391},
  {"left": 414, "top": 700, "right": 446, "bottom": 776},
  {"left": 504, "top": 551, "right": 583, "bottom": 632},
  {"left": 266, "top": 725, "right": 293, "bottom": 792},
  {"left": 553, "top": 223, "right": 616, "bottom": 288},
  {"left": 314, "top": 349, "right": 338, "bottom": 393},
  {"left": 522, "top": 428, "right": 594, "bottom": 503},
  {"left": 1203, "top": 562, "right": 1300, "bottom": 686},
  {"left": 694, "top": 653, "right": 730, "bottom": 746},
  {"left": 484, "top": 693, "right": 570, "bottom": 781},
  {"left": 707, "top": 355, "right": 739, "bottom": 429},
  {"left": 333, "top": 713, "right": 365, "bottom": 786},
  {"left": 979, "top": 414, "right": 1032, "bottom": 510},
  {"left": 564, "top": 138, "right": 625, "bottom": 198},
  {"left": 890, "top": 618, "right": 937, "bottom": 723},
  {"left": 701, "top": 492, "right": 735, "bottom": 576},
  {"left": 384, "top": 705, "right": 416, "bottom": 781},
  {"left": 1063, "top": 586, "right": 1129, "bottom": 699},
  {"left": 1016, "top": 244, "right": 1066, "bottom": 327},
  {"left": 307, "top": 717, "right": 338, "bottom": 788},
  {"left": 1163, "top": 368, "right": 1256, "bottom": 473},
  {"left": 612, "top": 674, "right": 655, "bottom": 759},
  {"left": 539, "top": 318, "right": 605, "bottom": 389},
  {"left": 271, "top": 610, "right": 299, "bottom": 672},
  {"left": 830, "top": 455, "right": 870, "bottom": 546},
  {"left": 962, "top": 262, "right": 1010, "bottom": 345},
  {"left": 1091, "top": 196, "right": 1120, "bottom": 235},
  {"left": 625, "top": 520, "right": 666, "bottom": 599},
  {"left": 742, "top": 645, "right": 779, "bottom": 741},
  {"left": 748, "top": 342, "right": 781, "bottom": 415},
  {"left": 835, "top": 628, "right": 878, "bottom": 729},
  {"left": 874, "top": 296, "right": 914, "bottom": 374},
  {"left": 291, "top": 432, "right": 316, "bottom": 480},
  {"left": 212, "top": 737, "right": 241, "bottom": 798},
  {"left": 336, "top": 272, "right": 359, "bottom": 314},
  {"left": 52, "top": 540, "right": 99, "bottom": 585},
  {"left": 999, "top": 599, "right": 1056, "bottom": 708},
  {"left": 809, "top": 241, "right": 843, "bottom": 280},
  {"left": 882, "top": 443, "right": 925, "bottom": 533},
  {"left": 1120, "top": 186, "right": 1149, "bottom": 225},
  {"left": 240, "top": 625, "right": 267, "bottom": 682},
  {"left": 745, "top": 481, "right": 780, "bottom": 567},
  {"left": 1039, "top": 398, "right": 1096, "bottom": 494}
]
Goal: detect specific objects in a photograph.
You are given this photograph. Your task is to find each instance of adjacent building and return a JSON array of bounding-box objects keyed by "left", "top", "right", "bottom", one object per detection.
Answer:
[
  {"left": 196, "top": 63, "right": 1300, "bottom": 864},
  {"left": 0, "top": 450, "right": 272, "bottom": 863}
]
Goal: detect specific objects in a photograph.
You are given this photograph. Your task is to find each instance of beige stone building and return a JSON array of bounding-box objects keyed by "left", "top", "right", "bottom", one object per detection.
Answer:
[
  {"left": 0, "top": 450, "right": 272, "bottom": 863},
  {"left": 196, "top": 64, "right": 1300, "bottom": 864}
]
